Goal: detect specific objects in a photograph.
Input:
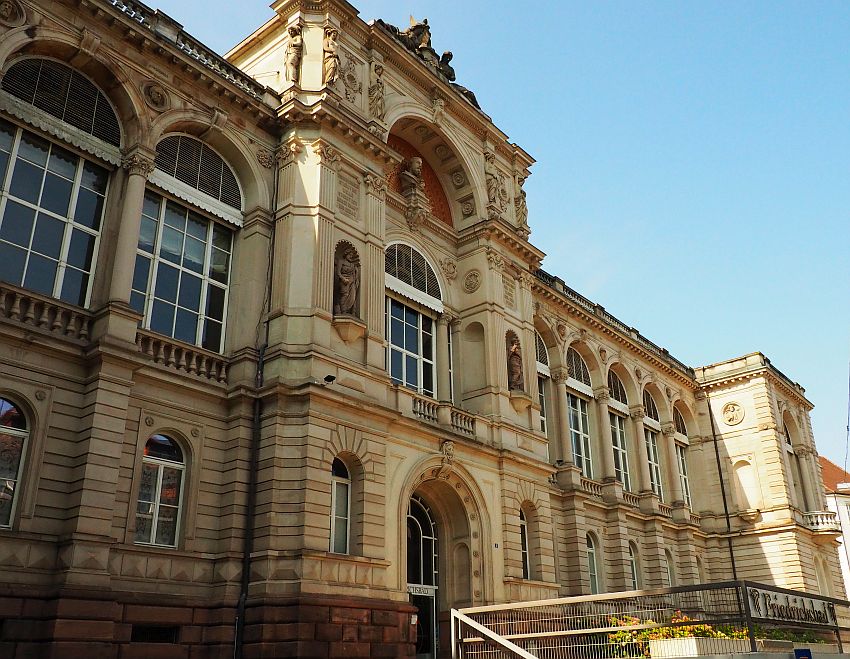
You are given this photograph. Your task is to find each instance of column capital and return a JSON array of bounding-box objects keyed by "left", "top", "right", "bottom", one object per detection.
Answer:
[
  {"left": 661, "top": 422, "right": 676, "bottom": 437},
  {"left": 629, "top": 405, "right": 645, "bottom": 420},
  {"left": 437, "top": 311, "right": 457, "bottom": 326},
  {"left": 593, "top": 386, "right": 610, "bottom": 403},
  {"left": 364, "top": 172, "right": 387, "bottom": 198},
  {"left": 550, "top": 367, "right": 569, "bottom": 385},
  {"left": 121, "top": 147, "right": 156, "bottom": 177}
]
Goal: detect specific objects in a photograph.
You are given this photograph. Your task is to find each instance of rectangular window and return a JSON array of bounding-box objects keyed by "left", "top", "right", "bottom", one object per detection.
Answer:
[
  {"left": 538, "top": 375, "right": 548, "bottom": 434},
  {"left": 130, "top": 190, "right": 232, "bottom": 352},
  {"left": 569, "top": 393, "right": 593, "bottom": 478},
  {"left": 645, "top": 429, "right": 664, "bottom": 500},
  {"left": 610, "top": 412, "right": 631, "bottom": 491},
  {"left": 676, "top": 443, "right": 691, "bottom": 508},
  {"left": 330, "top": 478, "right": 350, "bottom": 554},
  {"left": 0, "top": 119, "right": 106, "bottom": 307},
  {"left": 385, "top": 297, "right": 435, "bottom": 397}
]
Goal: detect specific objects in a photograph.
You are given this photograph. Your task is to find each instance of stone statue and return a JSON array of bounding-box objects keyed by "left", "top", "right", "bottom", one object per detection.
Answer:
[
  {"left": 333, "top": 244, "right": 360, "bottom": 316},
  {"left": 514, "top": 175, "right": 528, "bottom": 228},
  {"left": 323, "top": 27, "right": 340, "bottom": 86},
  {"left": 0, "top": 1, "right": 14, "bottom": 21},
  {"left": 484, "top": 152, "right": 507, "bottom": 210},
  {"left": 368, "top": 64, "right": 385, "bottom": 120},
  {"left": 401, "top": 156, "right": 425, "bottom": 194},
  {"left": 284, "top": 25, "right": 303, "bottom": 84},
  {"left": 438, "top": 51, "right": 456, "bottom": 81},
  {"left": 507, "top": 335, "right": 524, "bottom": 391}
]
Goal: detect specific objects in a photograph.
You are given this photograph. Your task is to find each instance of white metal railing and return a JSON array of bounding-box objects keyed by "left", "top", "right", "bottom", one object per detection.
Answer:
[{"left": 805, "top": 510, "right": 841, "bottom": 532}]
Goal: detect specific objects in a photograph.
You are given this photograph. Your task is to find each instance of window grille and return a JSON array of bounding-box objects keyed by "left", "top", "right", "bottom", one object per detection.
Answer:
[
  {"left": 643, "top": 390, "right": 659, "bottom": 421},
  {"left": 1, "top": 58, "right": 121, "bottom": 146},
  {"left": 0, "top": 397, "right": 28, "bottom": 528},
  {"left": 567, "top": 347, "right": 591, "bottom": 386},
  {"left": 154, "top": 135, "right": 241, "bottom": 210},
  {"left": 674, "top": 407, "right": 688, "bottom": 435},
  {"left": 608, "top": 370, "right": 628, "bottom": 405},
  {"left": 384, "top": 243, "right": 441, "bottom": 301},
  {"left": 535, "top": 332, "right": 549, "bottom": 366}
]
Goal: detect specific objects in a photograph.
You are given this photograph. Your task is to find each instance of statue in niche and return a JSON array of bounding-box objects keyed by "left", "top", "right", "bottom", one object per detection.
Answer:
[
  {"left": 514, "top": 175, "right": 528, "bottom": 228},
  {"left": 333, "top": 244, "right": 360, "bottom": 316},
  {"left": 368, "top": 64, "right": 385, "bottom": 120},
  {"left": 0, "top": 1, "right": 15, "bottom": 21},
  {"left": 323, "top": 27, "right": 340, "bottom": 86},
  {"left": 507, "top": 334, "right": 524, "bottom": 391},
  {"left": 284, "top": 25, "right": 303, "bottom": 84}
]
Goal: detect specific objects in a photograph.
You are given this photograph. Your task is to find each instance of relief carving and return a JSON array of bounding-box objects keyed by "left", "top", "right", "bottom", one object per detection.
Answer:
[
  {"left": 514, "top": 175, "right": 529, "bottom": 235},
  {"left": 284, "top": 24, "right": 303, "bottom": 84},
  {"left": 463, "top": 270, "right": 481, "bottom": 293},
  {"left": 484, "top": 151, "right": 508, "bottom": 218},
  {"left": 721, "top": 401, "right": 745, "bottom": 426},
  {"left": 0, "top": 0, "right": 25, "bottom": 27},
  {"left": 439, "top": 258, "right": 458, "bottom": 281},
  {"left": 340, "top": 53, "right": 362, "bottom": 102},
  {"left": 142, "top": 81, "right": 170, "bottom": 112}
]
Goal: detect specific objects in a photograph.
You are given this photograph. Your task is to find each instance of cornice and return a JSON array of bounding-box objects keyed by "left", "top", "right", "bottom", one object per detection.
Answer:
[
  {"left": 458, "top": 220, "right": 545, "bottom": 270},
  {"left": 697, "top": 365, "right": 812, "bottom": 410}
]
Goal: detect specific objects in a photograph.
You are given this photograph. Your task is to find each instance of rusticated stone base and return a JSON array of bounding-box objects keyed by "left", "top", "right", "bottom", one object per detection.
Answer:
[{"left": 0, "top": 587, "right": 416, "bottom": 659}]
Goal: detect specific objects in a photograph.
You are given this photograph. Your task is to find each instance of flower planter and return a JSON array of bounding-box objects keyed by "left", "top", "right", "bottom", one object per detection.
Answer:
[{"left": 649, "top": 637, "right": 751, "bottom": 658}]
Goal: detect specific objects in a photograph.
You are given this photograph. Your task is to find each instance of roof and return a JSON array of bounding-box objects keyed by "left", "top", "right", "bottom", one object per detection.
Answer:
[{"left": 819, "top": 455, "right": 850, "bottom": 494}]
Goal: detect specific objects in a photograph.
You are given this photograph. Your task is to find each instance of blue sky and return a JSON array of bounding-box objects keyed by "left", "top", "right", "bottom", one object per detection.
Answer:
[{"left": 154, "top": 0, "right": 850, "bottom": 464}]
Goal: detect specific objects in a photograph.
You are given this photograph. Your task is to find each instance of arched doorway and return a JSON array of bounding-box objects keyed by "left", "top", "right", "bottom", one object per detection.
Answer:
[{"left": 405, "top": 470, "right": 484, "bottom": 659}]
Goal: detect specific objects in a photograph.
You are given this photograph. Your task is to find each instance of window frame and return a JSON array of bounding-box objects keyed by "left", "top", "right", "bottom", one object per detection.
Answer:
[
  {"left": 586, "top": 534, "right": 599, "bottom": 595},
  {"left": 676, "top": 442, "right": 692, "bottom": 508},
  {"left": 330, "top": 458, "right": 351, "bottom": 555},
  {"left": 537, "top": 374, "right": 549, "bottom": 435},
  {"left": 134, "top": 435, "right": 186, "bottom": 549},
  {"left": 385, "top": 295, "right": 437, "bottom": 397},
  {"left": 0, "top": 119, "right": 108, "bottom": 308},
  {"left": 628, "top": 543, "right": 641, "bottom": 590},
  {"left": 644, "top": 428, "right": 664, "bottom": 500},
  {"left": 519, "top": 509, "right": 530, "bottom": 580},
  {"left": 610, "top": 412, "right": 631, "bottom": 491},
  {"left": 0, "top": 397, "right": 29, "bottom": 529},
  {"left": 568, "top": 392, "right": 593, "bottom": 478}
]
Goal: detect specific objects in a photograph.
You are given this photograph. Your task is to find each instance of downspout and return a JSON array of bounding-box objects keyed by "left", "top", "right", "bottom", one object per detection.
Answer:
[
  {"left": 234, "top": 141, "right": 279, "bottom": 659},
  {"left": 705, "top": 389, "right": 738, "bottom": 581}
]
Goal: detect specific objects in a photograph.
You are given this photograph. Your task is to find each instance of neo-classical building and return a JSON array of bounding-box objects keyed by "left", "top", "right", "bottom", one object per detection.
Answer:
[{"left": 0, "top": 0, "right": 843, "bottom": 657}]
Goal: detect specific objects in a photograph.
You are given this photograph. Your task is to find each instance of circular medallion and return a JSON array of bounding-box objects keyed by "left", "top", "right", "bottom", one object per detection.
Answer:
[
  {"left": 721, "top": 401, "right": 744, "bottom": 426},
  {"left": 463, "top": 270, "right": 481, "bottom": 293}
]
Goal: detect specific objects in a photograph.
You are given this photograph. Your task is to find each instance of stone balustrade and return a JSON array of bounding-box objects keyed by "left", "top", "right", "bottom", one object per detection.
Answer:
[
  {"left": 450, "top": 408, "right": 476, "bottom": 437},
  {"left": 580, "top": 478, "right": 603, "bottom": 499},
  {"left": 658, "top": 502, "right": 673, "bottom": 518},
  {"left": 623, "top": 491, "right": 640, "bottom": 508},
  {"left": 803, "top": 510, "right": 840, "bottom": 532},
  {"left": 412, "top": 395, "right": 439, "bottom": 423},
  {"left": 0, "top": 283, "right": 91, "bottom": 342},
  {"left": 136, "top": 330, "right": 228, "bottom": 382}
]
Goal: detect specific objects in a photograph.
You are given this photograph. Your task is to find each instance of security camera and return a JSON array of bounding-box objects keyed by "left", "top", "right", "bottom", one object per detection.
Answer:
[{"left": 323, "top": 375, "right": 336, "bottom": 384}]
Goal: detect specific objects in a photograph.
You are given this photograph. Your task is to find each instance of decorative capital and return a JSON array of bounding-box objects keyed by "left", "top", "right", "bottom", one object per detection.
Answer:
[
  {"left": 629, "top": 405, "right": 645, "bottom": 420},
  {"left": 486, "top": 248, "right": 504, "bottom": 271},
  {"left": 121, "top": 152, "right": 155, "bottom": 177},
  {"left": 593, "top": 387, "right": 610, "bottom": 403},
  {"left": 364, "top": 172, "right": 387, "bottom": 198},
  {"left": 661, "top": 423, "right": 676, "bottom": 437},
  {"left": 280, "top": 139, "right": 303, "bottom": 165},
  {"left": 550, "top": 367, "right": 569, "bottom": 385},
  {"left": 314, "top": 142, "right": 341, "bottom": 168}
]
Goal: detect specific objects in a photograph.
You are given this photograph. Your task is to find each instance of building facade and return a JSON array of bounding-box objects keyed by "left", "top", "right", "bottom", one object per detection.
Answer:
[
  {"left": 821, "top": 456, "right": 850, "bottom": 599},
  {"left": 0, "top": 0, "right": 843, "bottom": 657}
]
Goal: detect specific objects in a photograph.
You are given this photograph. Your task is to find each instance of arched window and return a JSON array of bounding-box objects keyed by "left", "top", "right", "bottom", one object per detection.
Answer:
[
  {"left": 1, "top": 58, "right": 121, "bottom": 146},
  {"left": 0, "top": 397, "right": 28, "bottom": 528},
  {"left": 628, "top": 543, "right": 641, "bottom": 590},
  {"left": 0, "top": 117, "right": 109, "bottom": 306},
  {"left": 608, "top": 371, "right": 628, "bottom": 406},
  {"left": 663, "top": 550, "right": 676, "bottom": 587},
  {"left": 385, "top": 244, "right": 444, "bottom": 398},
  {"left": 129, "top": 136, "right": 238, "bottom": 353},
  {"left": 330, "top": 458, "right": 351, "bottom": 554},
  {"left": 535, "top": 333, "right": 550, "bottom": 436},
  {"left": 153, "top": 135, "right": 241, "bottom": 210},
  {"left": 586, "top": 534, "right": 600, "bottom": 594},
  {"left": 643, "top": 390, "right": 659, "bottom": 422},
  {"left": 674, "top": 408, "right": 688, "bottom": 436},
  {"left": 135, "top": 434, "right": 185, "bottom": 547},
  {"left": 673, "top": 406, "right": 692, "bottom": 507},
  {"left": 566, "top": 347, "right": 593, "bottom": 477},
  {"left": 642, "top": 390, "right": 664, "bottom": 499},
  {"left": 519, "top": 509, "right": 530, "bottom": 579},
  {"left": 607, "top": 371, "right": 631, "bottom": 491},
  {"left": 407, "top": 495, "right": 438, "bottom": 587}
]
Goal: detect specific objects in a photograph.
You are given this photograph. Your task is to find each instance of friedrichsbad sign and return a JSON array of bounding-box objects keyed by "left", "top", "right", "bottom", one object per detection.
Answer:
[{"left": 747, "top": 587, "right": 837, "bottom": 627}]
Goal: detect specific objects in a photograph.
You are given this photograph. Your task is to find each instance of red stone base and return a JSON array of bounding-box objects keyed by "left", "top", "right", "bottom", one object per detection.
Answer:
[{"left": 0, "top": 587, "right": 416, "bottom": 658}]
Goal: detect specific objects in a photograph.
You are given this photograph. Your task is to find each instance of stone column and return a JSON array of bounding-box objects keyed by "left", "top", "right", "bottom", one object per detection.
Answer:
[
  {"left": 662, "top": 424, "right": 684, "bottom": 504},
  {"left": 630, "top": 406, "right": 652, "bottom": 494},
  {"left": 798, "top": 447, "right": 821, "bottom": 511},
  {"left": 436, "top": 313, "right": 452, "bottom": 402},
  {"left": 108, "top": 149, "right": 155, "bottom": 303},
  {"left": 593, "top": 387, "right": 616, "bottom": 481},
  {"left": 551, "top": 367, "right": 573, "bottom": 466}
]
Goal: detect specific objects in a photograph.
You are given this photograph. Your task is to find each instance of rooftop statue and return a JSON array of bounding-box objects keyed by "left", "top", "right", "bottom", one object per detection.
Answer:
[{"left": 376, "top": 16, "right": 481, "bottom": 109}]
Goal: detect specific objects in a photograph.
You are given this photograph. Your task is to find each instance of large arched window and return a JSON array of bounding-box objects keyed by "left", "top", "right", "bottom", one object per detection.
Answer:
[
  {"left": 673, "top": 407, "right": 692, "bottom": 508},
  {"left": 385, "top": 243, "right": 444, "bottom": 398},
  {"left": 535, "top": 332, "right": 550, "bottom": 436},
  {"left": 0, "top": 398, "right": 28, "bottom": 528},
  {"left": 566, "top": 347, "right": 593, "bottom": 478},
  {"left": 129, "top": 136, "right": 238, "bottom": 353},
  {"left": 607, "top": 371, "right": 631, "bottom": 491},
  {"left": 330, "top": 458, "right": 351, "bottom": 554},
  {"left": 407, "top": 495, "right": 438, "bottom": 587},
  {"left": 643, "top": 390, "right": 664, "bottom": 500},
  {"left": 519, "top": 509, "right": 530, "bottom": 579},
  {"left": 135, "top": 435, "right": 185, "bottom": 547},
  {"left": 586, "top": 534, "right": 600, "bottom": 594}
]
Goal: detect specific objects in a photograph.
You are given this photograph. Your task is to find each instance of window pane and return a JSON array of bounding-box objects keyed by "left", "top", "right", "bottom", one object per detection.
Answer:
[
  {"left": 9, "top": 159, "right": 43, "bottom": 203},
  {"left": 59, "top": 268, "right": 87, "bottom": 306},
  {"left": 209, "top": 248, "right": 229, "bottom": 283},
  {"left": 164, "top": 201, "right": 186, "bottom": 230},
  {"left": 150, "top": 299, "right": 175, "bottom": 335},
  {"left": 142, "top": 190, "right": 161, "bottom": 219},
  {"left": 212, "top": 223, "right": 231, "bottom": 251},
  {"left": 154, "top": 263, "right": 179, "bottom": 302},
  {"left": 138, "top": 216, "right": 157, "bottom": 253},
  {"left": 0, "top": 200, "right": 36, "bottom": 247},
  {"left": 334, "top": 481, "right": 349, "bottom": 517},
  {"left": 138, "top": 463, "right": 157, "bottom": 503},
  {"left": 390, "top": 318, "right": 403, "bottom": 347},
  {"left": 155, "top": 505, "right": 178, "bottom": 546},
  {"left": 405, "top": 305, "right": 417, "bottom": 326},
  {"left": 404, "top": 322, "right": 417, "bottom": 352},
  {"left": 159, "top": 467, "right": 182, "bottom": 507},
  {"left": 178, "top": 273, "right": 202, "bottom": 311},
  {"left": 390, "top": 349, "right": 403, "bottom": 383},
  {"left": 0, "top": 152, "right": 9, "bottom": 188},
  {"left": 40, "top": 173, "right": 73, "bottom": 216},
  {"left": 186, "top": 211, "right": 207, "bottom": 240},
  {"left": 332, "top": 518, "right": 348, "bottom": 553},
  {"left": 159, "top": 226, "right": 183, "bottom": 264},
  {"left": 80, "top": 161, "right": 108, "bottom": 195},
  {"left": 173, "top": 308, "right": 198, "bottom": 344},
  {"left": 23, "top": 253, "right": 57, "bottom": 295},
  {"left": 132, "top": 255, "right": 151, "bottom": 294},
  {"left": 134, "top": 499, "right": 153, "bottom": 543},
  {"left": 205, "top": 285, "right": 225, "bottom": 322},
  {"left": 17, "top": 132, "right": 49, "bottom": 167},
  {"left": 0, "top": 432, "right": 23, "bottom": 479},
  {"left": 0, "top": 242, "right": 26, "bottom": 285},
  {"left": 422, "top": 331, "right": 432, "bottom": 358},
  {"left": 47, "top": 145, "right": 76, "bottom": 179},
  {"left": 422, "top": 363, "right": 433, "bottom": 396},
  {"left": 183, "top": 236, "right": 205, "bottom": 273},
  {"left": 67, "top": 229, "right": 95, "bottom": 270},
  {"left": 0, "top": 119, "right": 14, "bottom": 152},
  {"left": 201, "top": 319, "right": 222, "bottom": 352},
  {"left": 73, "top": 188, "right": 104, "bottom": 230},
  {"left": 31, "top": 213, "right": 64, "bottom": 258},
  {"left": 129, "top": 291, "right": 146, "bottom": 314},
  {"left": 406, "top": 355, "right": 418, "bottom": 388},
  {"left": 390, "top": 299, "right": 404, "bottom": 319},
  {"left": 0, "top": 482, "right": 14, "bottom": 526}
]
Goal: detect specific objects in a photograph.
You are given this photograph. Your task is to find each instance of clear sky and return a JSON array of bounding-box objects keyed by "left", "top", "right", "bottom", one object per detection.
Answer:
[{"left": 153, "top": 0, "right": 850, "bottom": 464}]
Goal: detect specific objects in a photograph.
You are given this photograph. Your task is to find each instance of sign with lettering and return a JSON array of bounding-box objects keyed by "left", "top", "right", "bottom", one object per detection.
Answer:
[
  {"left": 408, "top": 585, "right": 436, "bottom": 596},
  {"left": 337, "top": 174, "right": 359, "bottom": 219},
  {"left": 747, "top": 587, "right": 837, "bottom": 627}
]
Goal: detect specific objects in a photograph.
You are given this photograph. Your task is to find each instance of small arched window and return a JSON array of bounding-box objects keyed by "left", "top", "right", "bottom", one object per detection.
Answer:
[
  {"left": 519, "top": 509, "right": 530, "bottom": 579},
  {"left": 664, "top": 550, "right": 676, "bottom": 587},
  {"left": 385, "top": 243, "right": 441, "bottom": 302},
  {"left": 330, "top": 458, "right": 351, "bottom": 554},
  {"left": 567, "top": 347, "right": 591, "bottom": 387},
  {"left": 154, "top": 135, "right": 241, "bottom": 210},
  {"left": 643, "top": 390, "right": 659, "bottom": 422},
  {"left": 608, "top": 371, "right": 628, "bottom": 405},
  {"left": 586, "top": 534, "right": 599, "bottom": 594},
  {"left": 135, "top": 434, "right": 185, "bottom": 547},
  {"left": 0, "top": 397, "right": 28, "bottom": 528},
  {"left": 535, "top": 332, "right": 549, "bottom": 370},
  {"left": 1, "top": 58, "right": 121, "bottom": 146},
  {"left": 674, "top": 408, "right": 688, "bottom": 436},
  {"left": 628, "top": 543, "right": 641, "bottom": 590}
]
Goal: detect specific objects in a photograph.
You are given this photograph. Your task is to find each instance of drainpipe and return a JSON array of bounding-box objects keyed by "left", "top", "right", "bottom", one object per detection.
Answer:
[
  {"left": 234, "top": 140, "right": 279, "bottom": 659},
  {"left": 705, "top": 389, "right": 738, "bottom": 581}
]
